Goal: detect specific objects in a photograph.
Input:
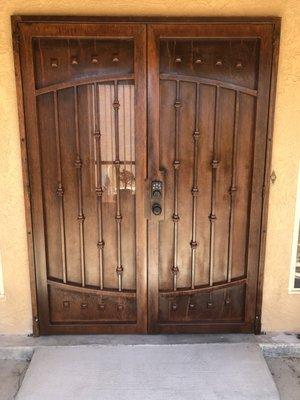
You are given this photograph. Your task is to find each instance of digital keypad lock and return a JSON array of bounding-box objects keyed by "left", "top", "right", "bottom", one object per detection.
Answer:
[{"left": 151, "top": 180, "right": 163, "bottom": 198}]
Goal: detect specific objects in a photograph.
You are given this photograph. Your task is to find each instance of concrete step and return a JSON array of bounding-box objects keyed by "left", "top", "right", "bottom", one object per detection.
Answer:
[
  {"left": 16, "top": 343, "right": 279, "bottom": 400},
  {"left": 1, "top": 332, "right": 300, "bottom": 361}
]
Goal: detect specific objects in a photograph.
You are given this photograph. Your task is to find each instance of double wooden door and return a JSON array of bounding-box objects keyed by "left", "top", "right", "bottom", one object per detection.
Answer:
[{"left": 15, "top": 18, "right": 278, "bottom": 334}]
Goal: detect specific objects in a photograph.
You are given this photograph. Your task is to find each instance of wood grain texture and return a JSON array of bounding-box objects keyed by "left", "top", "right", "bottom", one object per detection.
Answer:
[
  {"left": 13, "top": 17, "right": 280, "bottom": 335},
  {"left": 16, "top": 21, "right": 147, "bottom": 334},
  {"left": 147, "top": 22, "right": 277, "bottom": 334}
]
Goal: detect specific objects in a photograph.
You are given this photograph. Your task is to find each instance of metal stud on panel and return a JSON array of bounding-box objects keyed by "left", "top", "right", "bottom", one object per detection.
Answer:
[
  {"left": 63, "top": 301, "right": 70, "bottom": 309},
  {"left": 207, "top": 301, "right": 213, "bottom": 308},
  {"left": 51, "top": 58, "right": 58, "bottom": 68},
  {"left": 71, "top": 57, "right": 79, "bottom": 65}
]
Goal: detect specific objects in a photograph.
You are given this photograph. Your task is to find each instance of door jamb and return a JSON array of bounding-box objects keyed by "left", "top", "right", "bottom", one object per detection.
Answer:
[
  {"left": 12, "top": 17, "right": 40, "bottom": 336},
  {"left": 254, "top": 21, "right": 281, "bottom": 334}
]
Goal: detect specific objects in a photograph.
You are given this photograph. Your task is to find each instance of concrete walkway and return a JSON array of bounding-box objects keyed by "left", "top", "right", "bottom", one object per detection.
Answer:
[
  {"left": 266, "top": 357, "right": 300, "bottom": 400},
  {"left": 0, "top": 360, "right": 28, "bottom": 400},
  {"left": 16, "top": 343, "right": 279, "bottom": 400}
]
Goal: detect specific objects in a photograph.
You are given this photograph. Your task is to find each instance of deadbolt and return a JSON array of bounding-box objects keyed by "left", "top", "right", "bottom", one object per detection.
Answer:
[{"left": 152, "top": 203, "right": 162, "bottom": 216}]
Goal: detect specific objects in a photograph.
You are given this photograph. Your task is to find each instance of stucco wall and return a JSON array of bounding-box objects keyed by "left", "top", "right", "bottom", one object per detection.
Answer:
[{"left": 0, "top": 0, "right": 299, "bottom": 334}]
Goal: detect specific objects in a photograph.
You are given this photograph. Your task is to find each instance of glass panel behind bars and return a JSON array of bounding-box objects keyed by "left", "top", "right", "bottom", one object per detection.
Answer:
[{"left": 98, "top": 82, "right": 136, "bottom": 290}]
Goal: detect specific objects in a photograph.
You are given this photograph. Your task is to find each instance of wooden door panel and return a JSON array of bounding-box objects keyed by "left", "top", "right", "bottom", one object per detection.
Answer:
[
  {"left": 159, "top": 283, "right": 246, "bottom": 324},
  {"left": 18, "top": 23, "right": 147, "bottom": 334},
  {"left": 32, "top": 38, "right": 134, "bottom": 89},
  {"left": 159, "top": 39, "right": 260, "bottom": 89},
  {"left": 49, "top": 285, "right": 137, "bottom": 323},
  {"left": 148, "top": 24, "right": 273, "bottom": 333}
]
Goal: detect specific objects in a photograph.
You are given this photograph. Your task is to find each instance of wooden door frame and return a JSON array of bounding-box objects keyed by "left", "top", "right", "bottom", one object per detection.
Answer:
[{"left": 12, "top": 16, "right": 280, "bottom": 336}]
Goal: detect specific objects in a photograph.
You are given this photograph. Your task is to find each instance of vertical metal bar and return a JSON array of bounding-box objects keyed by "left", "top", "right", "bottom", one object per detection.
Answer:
[
  {"left": 74, "top": 86, "right": 86, "bottom": 287},
  {"left": 209, "top": 86, "right": 220, "bottom": 287},
  {"left": 93, "top": 83, "right": 105, "bottom": 289},
  {"left": 227, "top": 91, "right": 240, "bottom": 282},
  {"left": 171, "top": 80, "right": 181, "bottom": 291},
  {"left": 122, "top": 85, "right": 126, "bottom": 186},
  {"left": 129, "top": 85, "right": 134, "bottom": 192},
  {"left": 109, "top": 85, "right": 114, "bottom": 171},
  {"left": 190, "top": 83, "right": 200, "bottom": 289},
  {"left": 54, "top": 91, "right": 67, "bottom": 283},
  {"left": 113, "top": 81, "right": 123, "bottom": 291}
]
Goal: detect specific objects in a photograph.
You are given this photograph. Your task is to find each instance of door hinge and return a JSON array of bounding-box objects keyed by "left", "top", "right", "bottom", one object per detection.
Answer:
[{"left": 270, "top": 170, "right": 277, "bottom": 184}]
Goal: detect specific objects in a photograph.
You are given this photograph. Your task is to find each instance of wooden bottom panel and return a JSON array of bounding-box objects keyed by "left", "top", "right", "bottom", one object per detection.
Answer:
[
  {"left": 151, "top": 322, "right": 253, "bottom": 334},
  {"left": 158, "top": 284, "right": 245, "bottom": 324},
  {"left": 49, "top": 285, "right": 137, "bottom": 324}
]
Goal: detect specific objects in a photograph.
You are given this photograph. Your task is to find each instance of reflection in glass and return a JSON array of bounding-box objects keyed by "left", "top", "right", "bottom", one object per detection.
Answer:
[{"left": 98, "top": 83, "right": 135, "bottom": 202}]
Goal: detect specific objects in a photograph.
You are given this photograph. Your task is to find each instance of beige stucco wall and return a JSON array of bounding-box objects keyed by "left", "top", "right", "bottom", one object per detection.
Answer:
[{"left": 0, "top": 0, "right": 299, "bottom": 334}]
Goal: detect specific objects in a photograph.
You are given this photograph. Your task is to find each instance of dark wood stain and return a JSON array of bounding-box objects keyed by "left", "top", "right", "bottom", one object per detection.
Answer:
[{"left": 12, "top": 16, "right": 280, "bottom": 335}]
